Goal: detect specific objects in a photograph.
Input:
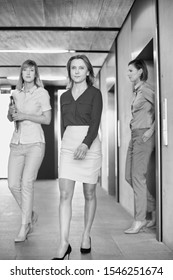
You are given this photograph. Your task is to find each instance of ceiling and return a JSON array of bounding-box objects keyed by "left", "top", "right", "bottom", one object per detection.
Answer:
[{"left": 0, "top": 0, "right": 135, "bottom": 88}]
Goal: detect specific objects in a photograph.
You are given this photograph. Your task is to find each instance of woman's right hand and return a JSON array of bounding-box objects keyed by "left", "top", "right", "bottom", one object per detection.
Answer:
[
  {"left": 142, "top": 128, "right": 154, "bottom": 142},
  {"left": 74, "top": 143, "right": 88, "bottom": 160}
]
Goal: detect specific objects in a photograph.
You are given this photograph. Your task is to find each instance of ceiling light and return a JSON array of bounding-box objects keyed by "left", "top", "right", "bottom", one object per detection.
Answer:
[
  {"left": 0, "top": 49, "right": 75, "bottom": 54},
  {"left": 7, "top": 76, "right": 18, "bottom": 80},
  {"left": 0, "top": 85, "right": 11, "bottom": 94},
  {"left": 0, "top": 85, "right": 11, "bottom": 90},
  {"left": 106, "top": 77, "right": 116, "bottom": 83}
]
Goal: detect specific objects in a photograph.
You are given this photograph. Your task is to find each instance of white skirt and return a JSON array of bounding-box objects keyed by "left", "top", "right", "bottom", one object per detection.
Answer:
[{"left": 59, "top": 126, "right": 102, "bottom": 184}]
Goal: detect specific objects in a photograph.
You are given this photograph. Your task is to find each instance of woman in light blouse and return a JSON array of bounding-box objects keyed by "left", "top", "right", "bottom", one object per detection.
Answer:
[
  {"left": 125, "top": 59, "right": 155, "bottom": 234},
  {"left": 7, "top": 59, "right": 51, "bottom": 242}
]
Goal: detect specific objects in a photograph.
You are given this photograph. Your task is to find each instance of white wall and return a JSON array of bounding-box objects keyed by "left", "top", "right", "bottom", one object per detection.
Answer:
[
  {"left": 0, "top": 94, "right": 14, "bottom": 178},
  {"left": 131, "top": 0, "right": 155, "bottom": 58},
  {"left": 117, "top": 15, "right": 134, "bottom": 215}
]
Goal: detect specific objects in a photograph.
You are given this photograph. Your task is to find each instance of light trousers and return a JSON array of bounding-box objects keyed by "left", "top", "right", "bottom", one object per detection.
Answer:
[
  {"left": 125, "top": 129, "right": 155, "bottom": 221},
  {"left": 8, "top": 143, "right": 45, "bottom": 225}
]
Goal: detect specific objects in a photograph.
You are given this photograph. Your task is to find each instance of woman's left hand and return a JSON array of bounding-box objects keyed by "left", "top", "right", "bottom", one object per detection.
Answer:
[
  {"left": 12, "top": 111, "right": 26, "bottom": 121},
  {"left": 142, "top": 129, "right": 154, "bottom": 142},
  {"left": 74, "top": 143, "right": 88, "bottom": 160}
]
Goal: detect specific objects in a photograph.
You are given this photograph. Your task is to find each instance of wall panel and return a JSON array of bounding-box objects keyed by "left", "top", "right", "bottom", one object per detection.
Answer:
[
  {"left": 158, "top": 0, "right": 173, "bottom": 248},
  {"left": 117, "top": 15, "right": 134, "bottom": 215}
]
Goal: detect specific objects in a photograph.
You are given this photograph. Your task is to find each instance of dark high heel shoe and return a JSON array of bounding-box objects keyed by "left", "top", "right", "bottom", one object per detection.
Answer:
[
  {"left": 80, "top": 237, "right": 91, "bottom": 254},
  {"left": 52, "top": 244, "right": 72, "bottom": 260}
]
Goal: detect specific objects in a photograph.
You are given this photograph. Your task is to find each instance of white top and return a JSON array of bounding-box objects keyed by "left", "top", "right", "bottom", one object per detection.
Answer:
[{"left": 10, "top": 85, "right": 51, "bottom": 144}]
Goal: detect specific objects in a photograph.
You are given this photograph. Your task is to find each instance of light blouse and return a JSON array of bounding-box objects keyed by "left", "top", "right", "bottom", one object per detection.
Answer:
[
  {"left": 10, "top": 85, "right": 51, "bottom": 144},
  {"left": 130, "top": 81, "right": 155, "bottom": 130}
]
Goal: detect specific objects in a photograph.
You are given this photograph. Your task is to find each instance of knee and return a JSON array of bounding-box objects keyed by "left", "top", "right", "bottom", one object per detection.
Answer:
[
  {"left": 125, "top": 167, "right": 132, "bottom": 186},
  {"left": 8, "top": 184, "right": 14, "bottom": 192},
  {"left": 60, "top": 190, "right": 72, "bottom": 201},
  {"left": 133, "top": 170, "right": 145, "bottom": 183},
  {"left": 84, "top": 189, "right": 96, "bottom": 201},
  {"left": 125, "top": 177, "right": 131, "bottom": 186},
  {"left": 21, "top": 179, "right": 34, "bottom": 191},
  {"left": 125, "top": 174, "right": 132, "bottom": 186},
  {"left": 8, "top": 182, "right": 20, "bottom": 192}
]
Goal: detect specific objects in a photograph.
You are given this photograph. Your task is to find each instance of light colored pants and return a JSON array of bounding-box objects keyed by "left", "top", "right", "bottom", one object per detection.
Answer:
[
  {"left": 8, "top": 143, "right": 45, "bottom": 225},
  {"left": 125, "top": 129, "right": 155, "bottom": 221}
]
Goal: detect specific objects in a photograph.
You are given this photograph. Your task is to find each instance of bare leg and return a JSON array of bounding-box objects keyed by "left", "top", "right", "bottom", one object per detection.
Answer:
[
  {"left": 57, "top": 178, "right": 75, "bottom": 258},
  {"left": 81, "top": 183, "right": 97, "bottom": 248}
]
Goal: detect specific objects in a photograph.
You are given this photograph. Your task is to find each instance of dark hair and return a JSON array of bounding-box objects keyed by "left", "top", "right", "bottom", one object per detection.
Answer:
[
  {"left": 16, "top": 59, "right": 43, "bottom": 90},
  {"left": 66, "top": 54, "right": 95, "bottom": 88},
  {"left": 128, "top": 59, "right": 148, "bottom": 81}
]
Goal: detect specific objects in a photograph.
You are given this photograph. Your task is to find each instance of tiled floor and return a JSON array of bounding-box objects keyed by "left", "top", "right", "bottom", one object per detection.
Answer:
[{"left": 0, "top": 179, "right": 173, "bottom": 260}]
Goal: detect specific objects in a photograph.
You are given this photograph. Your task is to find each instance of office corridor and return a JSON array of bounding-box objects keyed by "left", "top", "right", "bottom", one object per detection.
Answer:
[{"left": 0, "top": 179, "right": 173, "bottom": 260}]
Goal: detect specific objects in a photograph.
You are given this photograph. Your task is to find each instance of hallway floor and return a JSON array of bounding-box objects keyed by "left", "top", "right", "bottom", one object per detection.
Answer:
[{"left": 0, "top": 179, "right": 173, "bottom": 260}]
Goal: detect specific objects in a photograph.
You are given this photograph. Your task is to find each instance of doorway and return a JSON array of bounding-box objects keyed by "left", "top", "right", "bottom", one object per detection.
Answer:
[{"left": 133, "top": 39, "right": 161, "bottom": 241}]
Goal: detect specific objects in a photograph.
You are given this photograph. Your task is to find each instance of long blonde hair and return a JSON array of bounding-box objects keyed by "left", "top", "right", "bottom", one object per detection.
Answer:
[{"left": 16, "top": 59, "right": 43, "bottom": 90}]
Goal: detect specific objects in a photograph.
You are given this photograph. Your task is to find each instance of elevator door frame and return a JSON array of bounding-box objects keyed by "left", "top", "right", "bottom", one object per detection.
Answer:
[{"left": 154, "top": 0, "right": 162, "bottom": 242}]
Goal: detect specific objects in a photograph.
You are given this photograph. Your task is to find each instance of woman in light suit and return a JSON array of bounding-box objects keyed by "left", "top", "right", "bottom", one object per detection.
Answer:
[
  {"left": 125, "top": 59, "right": 155, "bottom": 234},
  {"left": 7, "top": 59, "right": 51, "bottom": 242}
]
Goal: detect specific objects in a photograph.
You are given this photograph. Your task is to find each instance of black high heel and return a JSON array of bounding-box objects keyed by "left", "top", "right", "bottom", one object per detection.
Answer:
[
  {"left": 52, "top": 244, "right": 72, "bottom": 260},
  {"left": 80, "top": 237, "right": 91, "bottom": 254}
]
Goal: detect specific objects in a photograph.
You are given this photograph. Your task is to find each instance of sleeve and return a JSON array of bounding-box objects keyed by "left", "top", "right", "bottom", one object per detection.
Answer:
[
  {"left": 60, "top": 95, "right": 66, "bottom": 139},
  {"left": 11, "top": 90, "right": 15, "bottom": 98},
  {"left": 82, "top": 89, "right": 103, "bottom": 148},
  {"left": 40, "top": 89, "right": 52, "bottom": 112},
  {"left": 142, "top": 86, "right": 155, "bottom": 104},
  {"left": 11, "top": 90, "right": 20, "bottom": 110},
  {"left": 12, "top": 89, "right": 18, "bottom": 102}
]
